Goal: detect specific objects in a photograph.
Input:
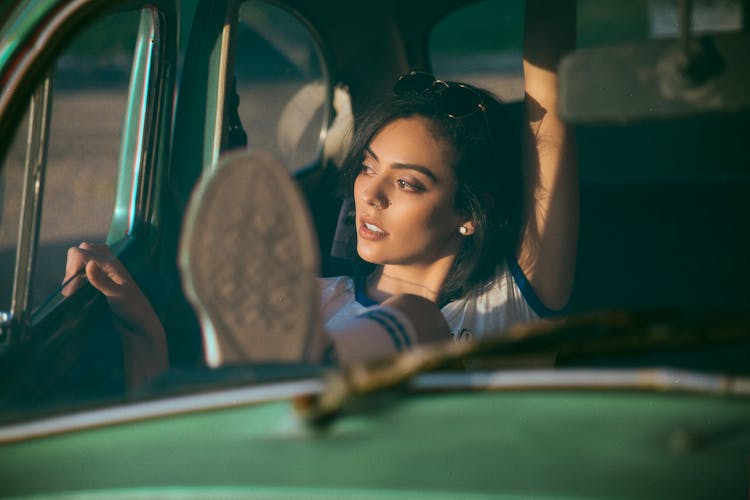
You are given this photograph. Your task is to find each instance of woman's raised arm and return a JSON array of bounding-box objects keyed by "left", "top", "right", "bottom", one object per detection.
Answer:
[{"left": 517, "top": 0, "right": 579, "bottom": 311}]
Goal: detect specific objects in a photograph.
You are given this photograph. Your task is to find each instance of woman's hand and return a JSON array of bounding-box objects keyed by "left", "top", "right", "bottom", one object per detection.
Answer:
[
  {"left": 64, "top": 243, "right": 148, "bottom": 326},
  {"left": 64, "top": 242, "right": 168, "bottom": 389}
]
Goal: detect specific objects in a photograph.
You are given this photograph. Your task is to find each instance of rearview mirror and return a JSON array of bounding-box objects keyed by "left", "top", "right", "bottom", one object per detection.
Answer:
[{"left": 559, "top": 33, "right": 750, "bottom": 123}]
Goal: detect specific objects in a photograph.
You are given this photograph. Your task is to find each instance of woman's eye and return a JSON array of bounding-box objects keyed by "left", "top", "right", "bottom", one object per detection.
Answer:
[
  {"left": 397, "top": 179, "right": 425, "bottom": 192},
  {"left": 360, "top": 164, "right": 376, "bottom": 175}
]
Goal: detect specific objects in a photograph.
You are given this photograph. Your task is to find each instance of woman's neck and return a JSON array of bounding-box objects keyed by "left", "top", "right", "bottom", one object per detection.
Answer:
[{"left": 366, "top": 257, "right": 455, "bottom": 303}]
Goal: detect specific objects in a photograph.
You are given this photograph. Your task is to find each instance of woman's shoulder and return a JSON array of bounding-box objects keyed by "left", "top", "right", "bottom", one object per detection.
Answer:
[
  {"left": 445, "top": 263, "right": 515, "bottom": 307},
  {"left": 319, "top": 275, "right": 354, "bottom": 295},
  {"left": 319, "top": 274, "right": 355, "bottom": 309},
  {"left": 441, "top": 262, "right": 543, "bottom": 340},
  {"left": 318, "top": 274, "right": 374, "bottom": 328}
]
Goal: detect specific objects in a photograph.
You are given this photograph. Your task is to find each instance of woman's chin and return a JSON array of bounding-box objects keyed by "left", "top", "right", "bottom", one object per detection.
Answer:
[{"left": 356, "top": 243, "right": 386, "bottom": 265}]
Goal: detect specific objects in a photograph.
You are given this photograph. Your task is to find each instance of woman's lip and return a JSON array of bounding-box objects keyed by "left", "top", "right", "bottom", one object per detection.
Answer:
[
  {"left": 358, "top": 223, "right": 387, "bottom": 241},
  {"left": 357, "top": 217, "right": 388, "bottom": 240}
]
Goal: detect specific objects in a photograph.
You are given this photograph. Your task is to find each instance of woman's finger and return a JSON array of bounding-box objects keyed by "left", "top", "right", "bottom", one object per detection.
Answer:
[
  {"left": 62, "top": 247, "right": 91, "bottom": 296},
  {"left": 85, "top": 260, "right": 121, "bottom": 297},
  {"left": 63, "top": 243, "right": 122, "bottom": 297},
  {"left": 64, "top": 246, "right": 87, "bottom": 282},
  {"left": 79, "top": 241, "right": 113, "bottom": 256},
  {"left": 84, "top": 253, "right": 136, "bottom": 298}
]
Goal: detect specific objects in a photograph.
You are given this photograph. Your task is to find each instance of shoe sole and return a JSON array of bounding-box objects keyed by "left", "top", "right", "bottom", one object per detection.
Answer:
[{"left": 179, "top": 151, "right": 320, "bottom": 367}]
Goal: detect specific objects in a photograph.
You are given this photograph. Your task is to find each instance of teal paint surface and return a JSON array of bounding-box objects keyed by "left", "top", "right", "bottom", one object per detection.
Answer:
[{"left": 1, "top": 390, "right": 748, "bottom": 498}]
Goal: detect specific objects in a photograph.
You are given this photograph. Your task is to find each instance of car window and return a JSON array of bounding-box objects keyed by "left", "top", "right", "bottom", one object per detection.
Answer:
[
  {"left": 0, "top": 113, "right": 27, "bottom": 316},
  {"left": 431, "top": 0, "right": 743, "bottom": 103},
  {"left": 0, "top": 7, "right": 163, "bottom": 332},
  {"left": 430, "top": 0, "right": 525, "bottom": 103},
  {"left": 28, "top": 12, "right": 141, "bottom": 309},
  {"left": 432, "top": 0, "right": 745, "bottom": 182},
  {"left": 230, "top": 1, "right": 330, "bottom": 172},
  {"left": 576, "top": 0, "right": 742, "bottom": 47}
]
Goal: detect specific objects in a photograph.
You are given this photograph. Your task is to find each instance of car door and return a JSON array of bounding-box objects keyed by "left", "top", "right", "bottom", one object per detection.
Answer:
[
  {"left": 158, "top": 0, "right": 337, "bottom": 360},
  {"left": 0, "top": 0, "right": 178, "bottom": 405}
]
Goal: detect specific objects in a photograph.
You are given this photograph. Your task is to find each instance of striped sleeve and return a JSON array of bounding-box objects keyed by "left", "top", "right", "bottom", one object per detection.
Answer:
[{"left": 327, "top": 305, "right": 416, "bottom": 365}]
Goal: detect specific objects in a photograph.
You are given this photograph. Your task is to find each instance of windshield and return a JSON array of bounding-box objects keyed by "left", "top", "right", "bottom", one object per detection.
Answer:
[{"left": 0, "top": 0, "right": 748, "bottom": 429}]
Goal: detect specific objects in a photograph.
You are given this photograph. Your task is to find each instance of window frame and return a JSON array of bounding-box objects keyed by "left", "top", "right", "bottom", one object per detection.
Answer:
[
  {"left": 0, "top": 0, "right": 178, "bottom": 349},
  {"left": 219, "top": 0, "right": 334, "bottom": 173}
]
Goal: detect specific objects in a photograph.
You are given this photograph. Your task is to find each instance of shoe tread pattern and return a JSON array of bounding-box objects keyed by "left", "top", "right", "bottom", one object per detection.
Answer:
[{"left": 180, "top": 152, "right": 320, "bottom": 365}]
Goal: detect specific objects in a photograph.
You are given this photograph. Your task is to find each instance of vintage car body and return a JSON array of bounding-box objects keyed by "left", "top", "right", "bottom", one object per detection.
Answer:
[{"left": 0, "top": 0, "right": 749, "bottom": 497}]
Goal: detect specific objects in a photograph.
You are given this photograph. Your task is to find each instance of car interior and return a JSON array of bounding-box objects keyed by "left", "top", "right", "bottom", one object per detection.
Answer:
[{"left": 0, "top": 0, "right": 748, "bottom": 414}]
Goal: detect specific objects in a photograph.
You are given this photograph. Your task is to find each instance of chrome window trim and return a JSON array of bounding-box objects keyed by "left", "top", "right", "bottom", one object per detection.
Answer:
[
  {"left": 8, "top": 75, "right": 53, "bottom": 345},
  {"left": 111, "top": 7, "right": 163, "bottom": 241},
  {"left": 202, "top": 4, "right": 234, "bottom": 172}
]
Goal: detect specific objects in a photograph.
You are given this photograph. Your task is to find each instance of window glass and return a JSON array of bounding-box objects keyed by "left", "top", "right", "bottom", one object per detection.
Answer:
[
  {"left": 231, "top": 1, "right": 329, "bottom": 171},
  {"left": 430, "top": 0, "right": 525, "bottom": 103},
  {"left": 648, "top": 0, "right": 742, "bottom": 36},
  {"left": 431, "top": 0, "right": 743, "bottom": 103},
  {"left": 29, "top": 11, "right": 140, "bottom": 308},
  {"left": 577, "top": 0, "right": 742, "bottom": 47},
  {"left": 0, "top": 114, "right": 28, "bottom": 312},
  {"left": 432, "top": 0, "right": 745, "bottom": 179}
]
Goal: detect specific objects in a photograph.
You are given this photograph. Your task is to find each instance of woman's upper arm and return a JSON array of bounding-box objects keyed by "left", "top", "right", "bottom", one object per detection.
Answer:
[{"left": 516, "top": 0, "right": 579, "bottom": 311}]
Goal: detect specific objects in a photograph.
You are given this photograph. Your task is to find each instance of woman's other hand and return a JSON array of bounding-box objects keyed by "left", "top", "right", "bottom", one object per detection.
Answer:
[
  {"left": 64, "top": 243, "right": 147, "bottom": 325},
  {"left": 63, "top": 242, "right": 168, "bottom": 389},
  {"left": 64, "top": 242, "right": 132, "bottom": 298}
]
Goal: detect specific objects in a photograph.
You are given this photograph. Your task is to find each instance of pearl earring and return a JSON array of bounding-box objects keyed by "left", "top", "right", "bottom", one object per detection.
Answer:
[{"left": 459, "top": 226, "right": 468, "bottom": 235}]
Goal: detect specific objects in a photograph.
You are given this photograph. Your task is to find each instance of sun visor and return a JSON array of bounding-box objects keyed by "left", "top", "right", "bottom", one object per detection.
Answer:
[{"left": 558, "top": 33, "right": 750, "bottom": 124}]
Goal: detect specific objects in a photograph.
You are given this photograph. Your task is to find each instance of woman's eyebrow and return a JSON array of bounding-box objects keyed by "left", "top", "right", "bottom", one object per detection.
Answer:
[
  {"left": 392, "top": 163, "right": 439, "bottom": 183},
  {"left": 365, "top": 146, "right": 439, "bottom": 183}
]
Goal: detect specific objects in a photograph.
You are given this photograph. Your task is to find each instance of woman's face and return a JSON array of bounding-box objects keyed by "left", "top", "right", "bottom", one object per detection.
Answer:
[{"left": 353, "top": 116, "right": 466, "bottom": 268}]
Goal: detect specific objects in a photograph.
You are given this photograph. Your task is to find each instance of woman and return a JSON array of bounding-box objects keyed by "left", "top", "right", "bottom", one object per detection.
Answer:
[
  {"left": 64, "top": 0, "right": 577, "bottom": 384},
  {"left": 321, "top": 0, "right": 577, "bottom": 361}
]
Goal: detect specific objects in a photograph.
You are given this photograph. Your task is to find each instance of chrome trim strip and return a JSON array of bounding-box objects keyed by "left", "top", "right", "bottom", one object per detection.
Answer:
[
  {"left": 413, "top": 368, "right": 750, "bottom": 396},
  {"left": 127, "top": 12, "right": 156, "bottom": 233},
  {"left": 208, "top": 20, "right": 231, "bottom": 169},
  {"left": 10, "top": 74, "right": 52, "bottom": 343},
  {"left": 0, "top": 378, "right": 323, "bottom": 444},
  {"left": 2, "top": 369, "right": 747, "bottom": 444}
]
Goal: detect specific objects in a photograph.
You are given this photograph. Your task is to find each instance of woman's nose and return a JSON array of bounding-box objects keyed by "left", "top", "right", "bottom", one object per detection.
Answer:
[{"left": 362, "top": 178, "right": 389, "bottom": 209}]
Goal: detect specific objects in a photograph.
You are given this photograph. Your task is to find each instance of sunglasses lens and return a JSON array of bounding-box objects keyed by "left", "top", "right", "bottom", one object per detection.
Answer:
[
  {"left": 394, "top": 71, "right": 436, "bottom": 95},
  {"left": 394, "top": 73, "right": 485, "bottom": 120},
  {"left": 439, "top": 85, "right": 483, "bottom": 119}
]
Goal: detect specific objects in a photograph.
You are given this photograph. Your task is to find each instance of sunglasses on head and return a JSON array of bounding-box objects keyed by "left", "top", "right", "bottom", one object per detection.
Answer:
[{"left": 393, "top": 71, "right": 487, "bottom": 120}]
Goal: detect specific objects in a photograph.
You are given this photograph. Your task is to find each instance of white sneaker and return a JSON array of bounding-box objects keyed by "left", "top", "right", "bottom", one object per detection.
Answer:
[{"left": 179, "top": 151, "right": 321, "bottom": 367}]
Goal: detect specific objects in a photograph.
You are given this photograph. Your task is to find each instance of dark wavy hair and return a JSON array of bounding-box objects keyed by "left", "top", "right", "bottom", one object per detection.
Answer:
[{"left": 340, "top": 80, "right": 524, "bottom": 305}]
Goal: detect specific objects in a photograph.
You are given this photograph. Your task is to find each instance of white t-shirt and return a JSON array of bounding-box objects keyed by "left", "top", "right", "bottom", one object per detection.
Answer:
[{"left": 320, "top": 261, "right": 550, "bottom": 348}]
